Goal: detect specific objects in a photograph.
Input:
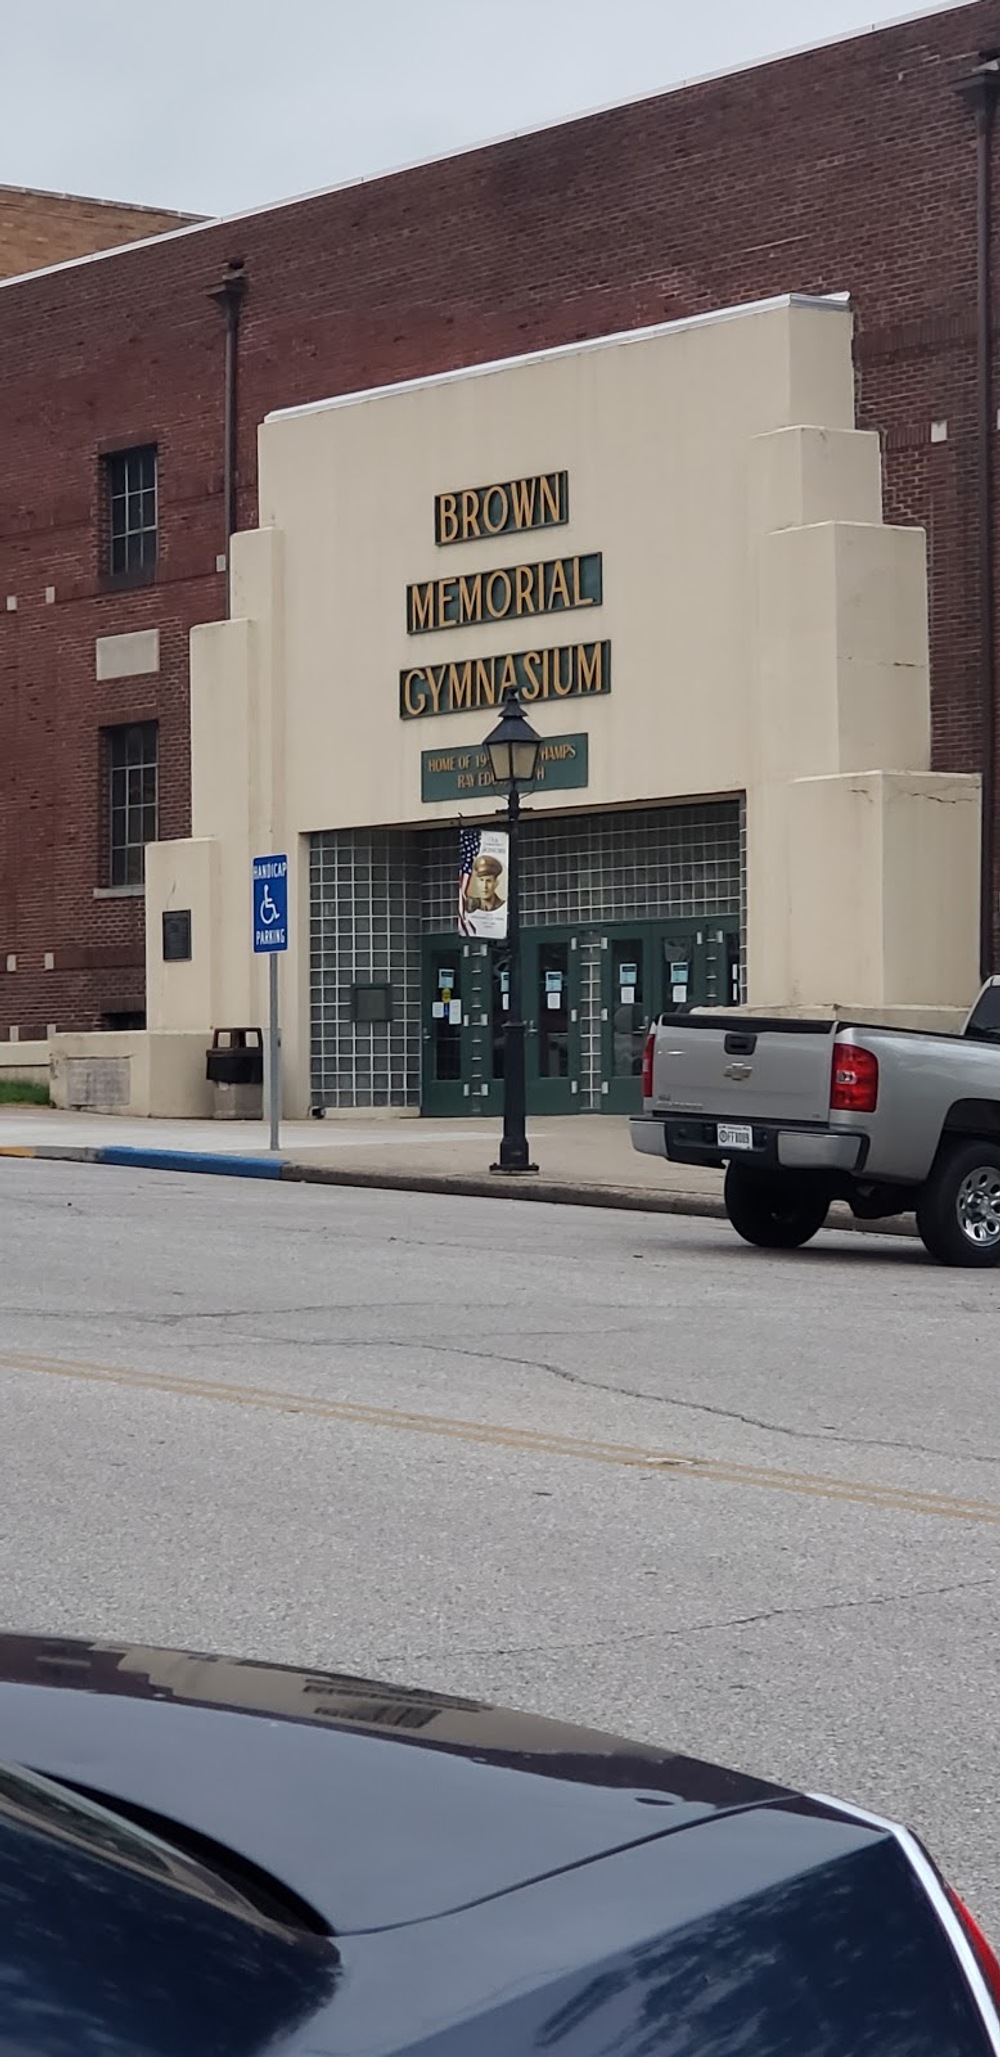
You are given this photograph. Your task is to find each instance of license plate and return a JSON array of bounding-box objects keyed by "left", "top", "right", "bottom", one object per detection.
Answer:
[{"left": 718, "top": 1123, "right": 753, "bottom": 1151}]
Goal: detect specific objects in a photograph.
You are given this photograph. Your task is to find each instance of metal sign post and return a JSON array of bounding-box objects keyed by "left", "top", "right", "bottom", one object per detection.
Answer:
[
  {"left": 252, "top": 854, "right": 288, "bottom": 1151},
  {"left": 267, "top": 953, "right": 280, "bottom": 1153}
]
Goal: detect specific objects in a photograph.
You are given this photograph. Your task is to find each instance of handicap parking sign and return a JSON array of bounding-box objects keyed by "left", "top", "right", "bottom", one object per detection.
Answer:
[{"left": 252, "top": 854, "right": 288, "bottom": 952}]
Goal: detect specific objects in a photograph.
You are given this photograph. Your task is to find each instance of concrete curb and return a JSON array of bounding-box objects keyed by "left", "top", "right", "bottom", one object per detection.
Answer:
[
  {"left": 0, "top": 1138, "right": 918, "bottom": 1235},
  {"left": 277, "top": 1161, "right": 918, "bottom": 1237},
  {"left": 279, "top": 1160, "right": 728, "bottom": 1216},
  {"left": 0, "top": 1145, "right": 99, "bottom": 1164},
  {"left": 279, "top": 1162, "right": 682, "bottom": 1214},
  {"left": 0, "top": 1143, "right": 282, "bottom": 1180},
  {"left": 100, "top": 1146, "right": 282, "bottom": 1180}
]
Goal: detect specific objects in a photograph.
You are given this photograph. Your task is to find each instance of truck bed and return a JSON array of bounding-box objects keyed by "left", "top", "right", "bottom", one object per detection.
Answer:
[{"left": 646, "top": 1015, "right": 838, "bottom": 1127}]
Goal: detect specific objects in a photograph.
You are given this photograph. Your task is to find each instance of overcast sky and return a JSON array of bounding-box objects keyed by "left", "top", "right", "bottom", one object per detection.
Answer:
[{"left": 5, "top": 0, "right": 953, "bottom": 219}]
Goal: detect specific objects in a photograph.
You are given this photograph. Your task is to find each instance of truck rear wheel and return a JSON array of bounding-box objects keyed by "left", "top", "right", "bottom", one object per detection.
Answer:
[
  {"left": 724, "top": 1164, "right": 831, "bottom": 1251},
  {"left": 916, "top": 1140, "right": 1000, "bottom": 1268}
]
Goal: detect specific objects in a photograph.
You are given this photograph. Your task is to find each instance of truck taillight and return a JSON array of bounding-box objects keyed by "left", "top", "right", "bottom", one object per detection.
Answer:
[
  {"left": 641, "top": 1027, "right": 656, "bottom": 1100},
  {"left": 830, "top": 1042, "right": 878, "bottom": 1113}
]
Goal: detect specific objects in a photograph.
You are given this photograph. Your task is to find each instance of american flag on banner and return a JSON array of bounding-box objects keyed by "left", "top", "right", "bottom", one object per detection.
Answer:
[{"left": 458, "top": 828, "right": 481, "bottom": 935}]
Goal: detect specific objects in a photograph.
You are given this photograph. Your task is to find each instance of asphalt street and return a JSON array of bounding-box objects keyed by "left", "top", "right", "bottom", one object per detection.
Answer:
[{"left": 1, "top": 1159, "right": 998, "bottom": 1932}]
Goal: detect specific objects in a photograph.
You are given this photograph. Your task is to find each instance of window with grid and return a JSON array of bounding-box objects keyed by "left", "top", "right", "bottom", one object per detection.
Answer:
[
  {"left": 106, "top": 723, "right": 158, "bottom": 886},
  {"left": 106, "top": 445, "right": 158, "bottom": 576}
]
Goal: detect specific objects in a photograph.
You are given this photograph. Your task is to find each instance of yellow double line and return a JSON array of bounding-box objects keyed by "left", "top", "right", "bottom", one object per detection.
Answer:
[{"left": 2, "top": 1346, "right": 998, "bottom": 1529}]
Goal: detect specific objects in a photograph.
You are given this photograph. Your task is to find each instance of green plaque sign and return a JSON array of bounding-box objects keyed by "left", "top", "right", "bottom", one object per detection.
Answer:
[{"left": 421, "top": 732, "right": 589, "bottom": 804}]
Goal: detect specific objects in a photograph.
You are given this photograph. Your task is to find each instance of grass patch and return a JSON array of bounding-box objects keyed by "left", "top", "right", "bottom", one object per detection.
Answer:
[{"left": 0, "top": 1080, "right": 50, "bottom": 1106}]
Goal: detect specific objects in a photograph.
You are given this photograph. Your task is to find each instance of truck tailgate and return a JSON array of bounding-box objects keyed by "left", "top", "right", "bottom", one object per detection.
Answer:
[{"left": 651, "top": 1016, "right": 838, "bottom": 1124}]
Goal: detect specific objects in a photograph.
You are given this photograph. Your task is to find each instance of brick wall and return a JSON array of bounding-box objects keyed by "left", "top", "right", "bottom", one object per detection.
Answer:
[
  {"left": 0, "top": 186, "right": 199, "bottom": 281},
  {"left": 1, "top": 0, "right": 1000, "bottom": 1036}
]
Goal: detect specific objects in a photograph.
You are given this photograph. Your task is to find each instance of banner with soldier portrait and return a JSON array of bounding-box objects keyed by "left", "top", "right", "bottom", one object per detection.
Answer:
[{"left": 458, "top": 828, "right": 509, "bottom": 939}]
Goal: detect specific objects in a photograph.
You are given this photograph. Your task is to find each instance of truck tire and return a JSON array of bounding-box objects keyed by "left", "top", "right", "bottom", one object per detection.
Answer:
[
  {"left": 724, "top": 1164, "right": 830, "bottom": 1251},
  {"left": 916, "top": 1140, "right": 1000, "bottom": 1268}
]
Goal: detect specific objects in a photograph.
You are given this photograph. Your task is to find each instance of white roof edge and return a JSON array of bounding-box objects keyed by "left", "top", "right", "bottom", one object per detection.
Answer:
[
  {"left": 0, "top": 2, "right": 957, "bottom": 296},
  {"left": 0, "top": 179, "right": 196, "bottom": 219},
  {"left": 263, "top": 292, "right": 853, "bottom": 425}
]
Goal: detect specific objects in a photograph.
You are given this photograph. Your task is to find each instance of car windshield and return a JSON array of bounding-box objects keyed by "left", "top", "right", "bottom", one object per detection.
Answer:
[{"left": 0, "top": 1760, "right": 265, "bottom": 1922}]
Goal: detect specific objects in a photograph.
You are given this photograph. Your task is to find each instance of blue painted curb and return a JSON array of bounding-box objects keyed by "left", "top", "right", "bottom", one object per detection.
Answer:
[{"left": 96, "top": 1147, "right": 283, "bottom": 1179}]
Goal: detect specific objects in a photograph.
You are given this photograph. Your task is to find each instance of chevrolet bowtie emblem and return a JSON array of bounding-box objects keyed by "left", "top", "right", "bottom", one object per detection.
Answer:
[{"left": 724, "top": 1062, "right": 753, "bottom": 1081}]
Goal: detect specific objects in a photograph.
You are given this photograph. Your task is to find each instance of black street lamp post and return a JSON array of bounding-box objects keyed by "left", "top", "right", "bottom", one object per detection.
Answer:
[{"left": 482, "top": 685, "right": 542, "bottom": 1175}]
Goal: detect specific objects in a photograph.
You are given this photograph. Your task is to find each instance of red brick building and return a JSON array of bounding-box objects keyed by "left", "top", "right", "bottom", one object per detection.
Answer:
[{"left": 2, "top": 0, "right": 1000, "bottom": 1040}]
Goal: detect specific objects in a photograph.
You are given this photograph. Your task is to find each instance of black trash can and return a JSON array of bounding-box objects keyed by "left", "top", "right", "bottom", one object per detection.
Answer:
[{"left": 205, "top": 1028, "right": 264, "bottom": 1119}]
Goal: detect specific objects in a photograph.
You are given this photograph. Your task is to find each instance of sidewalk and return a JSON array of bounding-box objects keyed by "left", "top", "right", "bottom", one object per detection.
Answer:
[
  {"left": 290, "top": 1114, "right": 727, "bottom": 1217},
  {"left": 0, "top": 1104, "right": 913, "bottom": 1235}
]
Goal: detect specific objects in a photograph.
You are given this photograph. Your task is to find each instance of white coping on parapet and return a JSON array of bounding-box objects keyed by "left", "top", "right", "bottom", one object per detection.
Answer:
[
  {"left": 263, "top": 293, "right": 852, "bottom": 424},
  {"left": 0, "top": 4, "right": 954, "bottom": 295}
]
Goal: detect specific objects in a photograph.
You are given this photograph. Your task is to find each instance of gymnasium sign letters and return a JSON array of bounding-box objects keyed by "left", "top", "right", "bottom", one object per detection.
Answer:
[
  {"left": 434, "top": 470, "right": 568, "bottom": 545},
  {"left": 406, "top": 553, "right": 602, "bottom": 635},
  {"left": 401, "top": 469, "right": 610, "bottom": 722}
]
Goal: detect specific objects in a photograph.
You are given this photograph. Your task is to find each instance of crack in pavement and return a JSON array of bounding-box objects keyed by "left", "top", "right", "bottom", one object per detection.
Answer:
[
  {"left": 0, "top": 1300, "right": 640, "bottom": 1328},
  {"left": 513, "top": 1349, "right": 998, "bottom": 1466},
  {"left": 376, "top": 1337, "right": 1000, "bottom": 1474},
  {"left": 2, "top": 1308, "right": 996, "bottom": 1473},
  {"left": 378, "top": 1574, "right": 1000, "bottom": 1668}
]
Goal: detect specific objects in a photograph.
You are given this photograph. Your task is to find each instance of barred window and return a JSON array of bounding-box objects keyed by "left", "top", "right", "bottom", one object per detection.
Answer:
[
  {"left": 106, "top": 723, "right": 158, "bottom": 887},
  {"left": 106, "top": 445, "right": 157, "bottom": 576}
]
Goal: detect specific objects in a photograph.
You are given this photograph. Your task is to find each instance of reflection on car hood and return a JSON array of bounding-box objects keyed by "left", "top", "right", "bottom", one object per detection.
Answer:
[{"left": 0, "top": 1633, "right": 791, "bottom": 1932}]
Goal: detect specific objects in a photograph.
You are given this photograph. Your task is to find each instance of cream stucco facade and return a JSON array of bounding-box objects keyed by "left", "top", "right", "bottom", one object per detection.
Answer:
[{"left": 139, "top": 291, "right": 978, "bottom": 1119}]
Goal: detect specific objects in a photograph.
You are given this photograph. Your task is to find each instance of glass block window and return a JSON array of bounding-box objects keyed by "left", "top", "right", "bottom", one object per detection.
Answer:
[
  {"left": 106, "top": 722, "right": 158, "bottom": 887},
  {"left": 310, "top": 801, "right": 743, "bottom": 1111},
  {"left": 419, "top": 800, "right": 743, "bottom": 932},
  {"left": 310, "top": 829, "right": 421, "bottom": 1110},
  {"left": 106, "top": 445, "right": 158, "bottom": 576}
]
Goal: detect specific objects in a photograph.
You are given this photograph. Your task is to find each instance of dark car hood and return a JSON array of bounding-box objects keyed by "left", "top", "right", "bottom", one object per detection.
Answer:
[{"left": 0, "top": 1634, "right": 791, "bottom": 1933}]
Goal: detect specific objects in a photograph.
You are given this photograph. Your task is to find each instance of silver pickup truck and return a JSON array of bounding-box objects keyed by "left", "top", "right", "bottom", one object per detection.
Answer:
[{"left": 631, "top": 979, "right": 1000, "bottom": 1267}]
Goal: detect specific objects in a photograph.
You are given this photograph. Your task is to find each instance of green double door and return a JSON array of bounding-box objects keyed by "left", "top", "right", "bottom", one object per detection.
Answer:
[
  {"left": 599, "top": 917, "right": 740, "bottom": 1113},
  {"left": 421, "top": 916, "right": 740, "bottom": 1116},
  {"left": 422, "top": 929, "right": 581, "bottom": 1117}
]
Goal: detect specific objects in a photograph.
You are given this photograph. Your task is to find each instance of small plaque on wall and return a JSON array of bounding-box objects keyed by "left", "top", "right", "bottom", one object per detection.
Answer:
[
  {"left": 421, "top": 731, "right": 589, "bottom": 803},
  {"left": 351, "top": 982, "right": 393, "bottom": 1024},
  {"left": 162, "top": 910, "right": 192, "bottom": 963}
]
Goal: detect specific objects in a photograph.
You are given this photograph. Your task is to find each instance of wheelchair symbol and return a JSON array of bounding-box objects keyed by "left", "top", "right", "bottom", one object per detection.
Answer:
[{"left": 259, "top": 885, "right": 279, "bottom": 924}]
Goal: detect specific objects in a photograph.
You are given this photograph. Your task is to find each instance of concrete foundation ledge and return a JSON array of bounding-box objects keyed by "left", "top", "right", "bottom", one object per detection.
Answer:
[{"left": 0, "top": 1038, "right": 50, "bottom": 1089}]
